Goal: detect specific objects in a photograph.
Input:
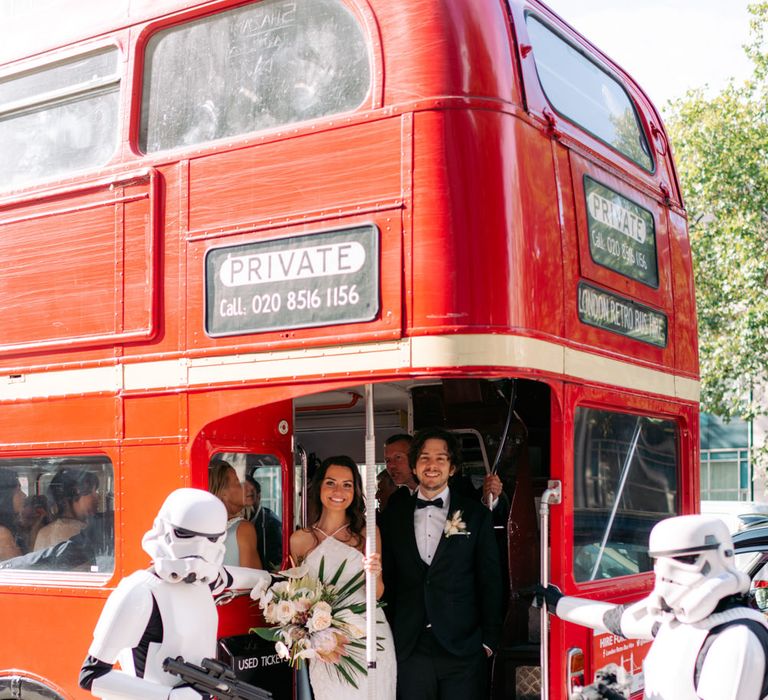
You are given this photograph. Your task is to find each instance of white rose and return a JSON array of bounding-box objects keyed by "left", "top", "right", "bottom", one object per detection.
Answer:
[
  {"left": 275, "top": 641, "right": 290, "bottom": 660},
  {"left": 308, "top": 608, "right": 332, "bottom": 632},
  {"left": 275, "top": 599, "right": 297, "bottom": 625}
]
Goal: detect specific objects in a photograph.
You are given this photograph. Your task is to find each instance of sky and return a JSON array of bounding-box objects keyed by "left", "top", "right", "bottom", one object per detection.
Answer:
[{"left": 542, "top": 0, "right": 755, "bottom": 109}]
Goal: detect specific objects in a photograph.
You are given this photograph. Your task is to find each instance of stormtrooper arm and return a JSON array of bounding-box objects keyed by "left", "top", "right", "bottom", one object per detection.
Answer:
[{"left": 556, "top": 596, "right": 656, "bottom": 641}]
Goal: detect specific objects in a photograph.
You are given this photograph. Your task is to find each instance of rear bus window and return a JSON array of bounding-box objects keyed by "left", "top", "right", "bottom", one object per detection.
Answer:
[
  {"left": 0, "top": 47, "right": 120, "bottom": 191},
  {"left": 573, "top": 409, "right": 677, "bottom": 581},
  {"left": 0, "top": 456, "right": 114, "bottom": 583},
  {"left": 526, "top": 16, "right": 653, "bottom": 171},
  {"left": 140, "top": 0, "right": 371, "bottom": 153}
]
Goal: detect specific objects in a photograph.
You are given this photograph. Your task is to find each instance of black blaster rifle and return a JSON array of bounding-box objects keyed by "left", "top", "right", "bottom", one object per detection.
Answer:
[{"left": 163, "top": 656, "right": 272, "bottom": 700}]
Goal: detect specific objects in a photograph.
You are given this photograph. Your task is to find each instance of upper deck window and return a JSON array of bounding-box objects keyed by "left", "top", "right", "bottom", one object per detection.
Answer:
[
  {"left": 526, "top": 16, "right": 653, "bottom": 171},
  {"left": 140, "top": 0, "right": 371, "bottom": 153},
  {"left": 0, "top": 47, "right": 120, "bottom": 191},
  {"left": 573, "top": 408, "right": 677, "bottom": 581}
]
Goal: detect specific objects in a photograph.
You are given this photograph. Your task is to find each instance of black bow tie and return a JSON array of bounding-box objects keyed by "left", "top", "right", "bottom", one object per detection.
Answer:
[{"left": 415, "top": 497, "right": 444, "bottom": 509}]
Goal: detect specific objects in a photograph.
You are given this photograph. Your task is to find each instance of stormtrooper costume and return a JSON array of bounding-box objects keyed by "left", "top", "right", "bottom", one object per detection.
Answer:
[
  {"left": 541, "top": 514, "right": 768, "bottom": 700},
  {"left": 79, "top": 488, "right": 271, "bottom": 700}
]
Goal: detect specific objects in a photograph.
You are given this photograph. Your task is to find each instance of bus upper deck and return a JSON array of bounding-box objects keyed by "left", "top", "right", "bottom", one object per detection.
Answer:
[{"left": 0, "top": 0, "right": 695, "bottom": 397}]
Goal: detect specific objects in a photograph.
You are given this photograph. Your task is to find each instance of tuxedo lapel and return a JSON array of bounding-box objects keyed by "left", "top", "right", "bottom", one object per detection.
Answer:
[
  {"left": 429, "top": 487, "right": 466, "bottom": 568},
  {"left": 402, "top": 493, "right": 425, "bottom": 568}
]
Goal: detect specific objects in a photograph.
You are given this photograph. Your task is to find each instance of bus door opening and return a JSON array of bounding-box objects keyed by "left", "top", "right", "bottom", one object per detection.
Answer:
[
  {"left": 293, "top": 377, "right": 553, "bottom": 700},
  {"left": 190, "top": 401, "right": 294, "bottom": 697}
]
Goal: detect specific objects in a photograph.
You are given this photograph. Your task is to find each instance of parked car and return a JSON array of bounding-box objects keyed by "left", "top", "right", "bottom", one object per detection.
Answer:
[{"left": 732, "top": 525, "right": 768, "bottom": 610}]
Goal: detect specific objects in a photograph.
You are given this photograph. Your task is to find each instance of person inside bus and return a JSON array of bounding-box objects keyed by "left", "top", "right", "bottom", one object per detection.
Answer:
[
  {"left": 384, "top": 434, "right": 418, "bottom": 494},
  {"left": 537, "top": 514, "right": 768, "bottom": 700},
  {"left": 34, "top": 468, "right": 99, "bottom": 551},
  {"left": 385, "top": 432, "right": 507, "bottom": 521},
  {"left": 376, "top": 469, "right": 398, "bottom": 513},
  {"left": 19, "top": 494, "right": 51, "bottom": 552},
  {"left": 289, "top": 455, "right": 396, "bottom": 700},
  {"left": 243, "top": 475, "right": 282, "bottom": 571},
  {"left": 380, "top": 427, "right": 502, "bottom": 699},
  {"left": 0, "top": 468, "right": 24, "bottom": 560},
  {"left": 208, "top": 459, "right": 262, "bottom": 569}
]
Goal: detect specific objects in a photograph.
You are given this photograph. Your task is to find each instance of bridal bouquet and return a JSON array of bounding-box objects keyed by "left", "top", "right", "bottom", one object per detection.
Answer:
[{"left": 251, "top": 557, "right": 371, "bottom": 687}]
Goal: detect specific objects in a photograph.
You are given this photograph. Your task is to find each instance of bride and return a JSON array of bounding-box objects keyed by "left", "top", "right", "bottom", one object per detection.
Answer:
[{"left": 290, "top": 455, "right": 396, "bottom": 700}]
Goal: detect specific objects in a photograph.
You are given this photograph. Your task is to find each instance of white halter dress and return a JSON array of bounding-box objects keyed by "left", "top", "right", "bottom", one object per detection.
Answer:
[{"left": 304, "top": 532, "right": 396, "bottom": 700}]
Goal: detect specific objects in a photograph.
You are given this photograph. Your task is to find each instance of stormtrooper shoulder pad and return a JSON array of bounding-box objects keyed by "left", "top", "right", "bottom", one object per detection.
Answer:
[{"left": 89, "top": 570, "right": 158, "bottom": 663}]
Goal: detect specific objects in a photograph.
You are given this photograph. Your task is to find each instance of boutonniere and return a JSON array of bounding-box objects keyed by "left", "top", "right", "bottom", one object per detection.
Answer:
[{"left": 444, "top": 510, "right": 470, "bottom": 537}]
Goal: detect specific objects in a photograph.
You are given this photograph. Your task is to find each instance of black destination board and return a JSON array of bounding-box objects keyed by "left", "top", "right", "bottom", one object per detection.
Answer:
[
  {"left": 205, "top": 225, "right": 379, "bottom": 336},
  {"left": 584, "top": 176, "right": 658, "bottom": 287},
  {"left": 578, "top": 282, "right": 667, "bottom": 347}
]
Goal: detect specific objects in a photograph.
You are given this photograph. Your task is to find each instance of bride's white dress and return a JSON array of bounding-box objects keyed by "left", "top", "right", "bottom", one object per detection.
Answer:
[{"left": 304, "top": 536, "right": 396, "bottom": 700}]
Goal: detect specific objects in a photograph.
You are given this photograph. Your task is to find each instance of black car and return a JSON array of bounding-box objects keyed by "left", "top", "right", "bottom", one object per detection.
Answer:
[{"left": 732, "top": 525, "right": 768, "bottom": 610}]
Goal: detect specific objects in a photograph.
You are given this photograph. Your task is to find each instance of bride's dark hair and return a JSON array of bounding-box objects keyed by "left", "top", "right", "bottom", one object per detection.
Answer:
[{"left": 308, "top": 455, "right": 366, "bottom": 547}]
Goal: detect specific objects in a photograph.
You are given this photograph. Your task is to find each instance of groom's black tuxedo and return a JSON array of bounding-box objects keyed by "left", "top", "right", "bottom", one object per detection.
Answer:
[{"left": 381, "top": 487, "right": 502, "bottom": 661}]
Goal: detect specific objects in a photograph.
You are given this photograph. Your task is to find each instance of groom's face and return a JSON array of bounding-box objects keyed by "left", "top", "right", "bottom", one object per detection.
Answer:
[{"left": 414, "top": 438, "right": 456, "bottom": 496}]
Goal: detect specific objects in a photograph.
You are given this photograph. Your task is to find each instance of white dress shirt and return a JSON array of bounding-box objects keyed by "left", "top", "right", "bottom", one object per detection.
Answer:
[{"left": 414, "top": 486, "right": 450, "bottom": 565}]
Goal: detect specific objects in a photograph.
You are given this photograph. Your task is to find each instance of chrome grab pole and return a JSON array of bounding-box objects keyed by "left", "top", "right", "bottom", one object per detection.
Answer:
[
  {"left": 364, "top": 384, "right": 377, "bottom": 700},
  {"left": 539, "top": 480, "right": 562, "bottom": 700}
]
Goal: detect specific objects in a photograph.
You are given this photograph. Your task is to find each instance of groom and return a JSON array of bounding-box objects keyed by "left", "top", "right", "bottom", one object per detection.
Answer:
[{"left": 381, "top": 427, "right": 502, "bottom": 699}]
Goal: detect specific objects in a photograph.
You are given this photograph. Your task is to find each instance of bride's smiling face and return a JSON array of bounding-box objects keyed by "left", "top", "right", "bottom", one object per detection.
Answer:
[{"left": 320, "top": 464, "right": 356, "bottom": 513}]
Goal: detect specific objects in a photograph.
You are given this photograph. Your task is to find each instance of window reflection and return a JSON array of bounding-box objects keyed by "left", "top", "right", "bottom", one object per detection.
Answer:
[
  {"left": 0, "top": 456, "right": 114, "bottom": 577},
  {"left": 0, "top": 47, "right": 120, "bottom": 190},
  {"left": 526, "top": 16, "right": 653, "bottom": 171},
  {"left": 573, "top": 409, "right": 678, "bottom": 581},
  {"left": 140, "top": 0, "right": 371, "bottom": 153}
]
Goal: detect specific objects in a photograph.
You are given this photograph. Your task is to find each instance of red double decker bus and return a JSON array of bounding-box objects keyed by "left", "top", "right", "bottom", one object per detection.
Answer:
[{"left": 0, "top": 0, "right": 697, "bottom": 698}]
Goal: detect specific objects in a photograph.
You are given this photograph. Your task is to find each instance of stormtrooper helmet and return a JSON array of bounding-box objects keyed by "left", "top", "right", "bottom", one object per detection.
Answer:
[
  {"left": 647, "top": 514, "right": 749, "bottom": 623},
  {"left": 142, "top": 488, "right": 227, "bottom": 584}
]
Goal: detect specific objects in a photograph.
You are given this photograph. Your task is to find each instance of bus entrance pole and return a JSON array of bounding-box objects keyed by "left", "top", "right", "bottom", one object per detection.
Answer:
[
  {"left": 539, "top": 480, "right": 561, "bottom": 700},
  {"left": 363, "top": 383, "right": 377, "bottom": 700}
]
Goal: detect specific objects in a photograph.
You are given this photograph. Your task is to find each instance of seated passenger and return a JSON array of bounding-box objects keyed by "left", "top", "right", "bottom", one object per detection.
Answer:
[
  {"left": 34, "top": 469, "right": 99, "bottom": 551},
  {"left": 19, "top": 494, "right": 51, "bottom": 552},
  {"left": 208, "top": 459, "right": 262, "bottom": 569},
  {"left": 0, "top": 469, "right": 23, "bottom": 560}
]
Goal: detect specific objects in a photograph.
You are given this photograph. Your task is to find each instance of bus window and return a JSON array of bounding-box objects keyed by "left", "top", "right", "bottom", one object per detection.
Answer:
[
  {"left": 573, "top": 409, "right": 677, "bottom": 581},
  {"left": 0, "top": 455, "right": 114, "bottom": 580},
  {"left": 139, "top": 0, "right": 371, "bottom": 153},
  {"left": 525, "top": 15, "right": 653, "bottom": 171},
  {"left": 0, "top": 46, "right": 120, "bottom": 191},
  {"left": 212, "top": 452, "right": 284, "bottom": 571}
]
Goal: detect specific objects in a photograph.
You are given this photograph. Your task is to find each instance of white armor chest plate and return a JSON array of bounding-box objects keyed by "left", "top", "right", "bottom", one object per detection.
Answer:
[
  {"left": 141, "top": 580, "right": 218, "bottom": 686},
  {"left": 641, "top": 608, "right": 768, "bottom": 700},
  {"left": 642, "top": 619, "right": 710, "bottom": 700}
]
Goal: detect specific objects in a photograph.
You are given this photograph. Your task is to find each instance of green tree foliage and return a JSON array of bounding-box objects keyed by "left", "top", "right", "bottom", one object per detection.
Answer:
[{"left": 666, "top": 2, "right": 768, "bottom": 422}]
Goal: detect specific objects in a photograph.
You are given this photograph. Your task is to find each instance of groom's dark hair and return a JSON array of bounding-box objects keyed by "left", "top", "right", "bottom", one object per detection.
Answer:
[{"left": 408, "top": 427, "right": 462, "bottom": 471}]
